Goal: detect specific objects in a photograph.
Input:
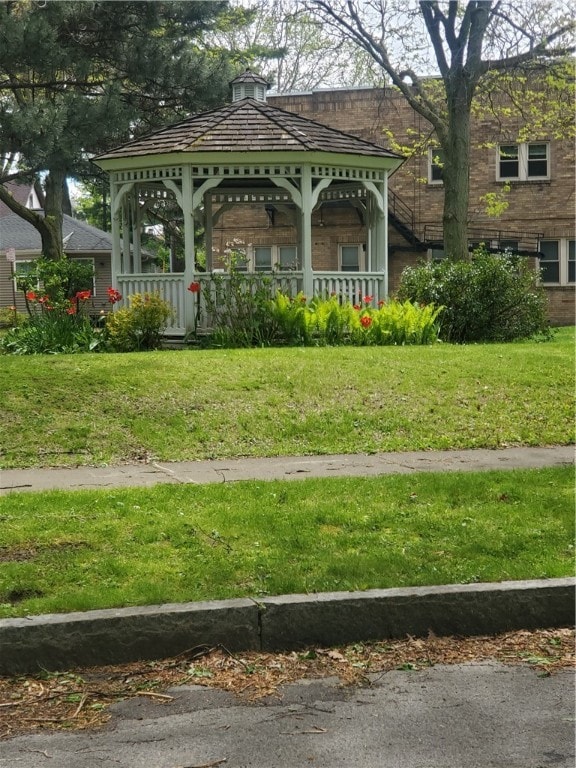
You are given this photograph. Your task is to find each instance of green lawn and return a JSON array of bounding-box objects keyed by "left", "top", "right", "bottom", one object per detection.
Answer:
[
  {"left": 1, "top": 330, "right": 573, "bottom": 619},
  {"left": 0, "top": 467, "right": 573, "bottom": 618},
  {"left": 1, "top": 327, "right": 573, "bottom": 469}
]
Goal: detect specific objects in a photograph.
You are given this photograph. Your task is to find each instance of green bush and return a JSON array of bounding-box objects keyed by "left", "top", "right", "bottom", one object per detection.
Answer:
[
  {"left": 15, "top": 257, "right": 95, "bottom": 309},
  {"left": 0, "top": 312, "right": 104, "bottom": 355},
  {"left": 106, "top": 292, "right": 174, "bottom": 351},
  {"left": 397, "top": 249, "right": 550, "bottom": 343}
]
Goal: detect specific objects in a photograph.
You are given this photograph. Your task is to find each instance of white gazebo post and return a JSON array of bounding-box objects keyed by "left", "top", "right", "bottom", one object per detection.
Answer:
[
  {"left": 364, "top": 177, "right": 388, "bottom": 299},
  {"left": 301, "top": 165, "right": 313, "bottom": 298},
  {"left": 182, "top": 166, "right": 195, "bottom": 332},
  {"left": 110, "top": 178, "right": 122, "bottom": 288}
]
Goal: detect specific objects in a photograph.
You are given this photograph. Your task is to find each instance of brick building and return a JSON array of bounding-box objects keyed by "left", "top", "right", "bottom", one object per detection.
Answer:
[{"left": 212, "top": 83, "right": 574, "bottom": 325}]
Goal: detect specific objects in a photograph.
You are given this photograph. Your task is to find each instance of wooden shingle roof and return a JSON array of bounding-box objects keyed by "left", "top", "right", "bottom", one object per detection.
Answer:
[{"left": 95, "top": 98, "right": 402, "bottom": 162}]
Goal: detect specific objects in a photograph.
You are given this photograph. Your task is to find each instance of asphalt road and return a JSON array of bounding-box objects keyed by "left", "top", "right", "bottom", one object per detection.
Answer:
[{"left": 2, "top": 663, "right": 574, "bottom": 768}]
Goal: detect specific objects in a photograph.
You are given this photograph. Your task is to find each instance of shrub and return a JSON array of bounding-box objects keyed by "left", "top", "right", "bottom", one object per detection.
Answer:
[
  {"left": 15, "top": 257, "right": 95, "bottom": 310},
  {"left": 397, "top": 249, "right": 550, "bottom": 343},
  {"left": 201, "top": 271, "right": 286, "bottom": 347},
  {"left": 106, "top": 292, "right": 174, "bottom": 351},
  {"left": 0, "top": 312, "right": 103, "bottom": 355}
]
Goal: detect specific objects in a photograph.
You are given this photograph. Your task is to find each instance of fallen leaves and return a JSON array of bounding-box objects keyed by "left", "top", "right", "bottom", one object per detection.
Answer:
[{"left": 0, "top": 627, "right": 573, "bottom": 741}]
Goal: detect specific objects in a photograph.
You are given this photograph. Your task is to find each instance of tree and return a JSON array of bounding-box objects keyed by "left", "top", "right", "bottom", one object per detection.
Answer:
[
  {"left": 208, "top": 0, "right": 383, "bottom": 92},
  {"left": 305, "top": 1, "right": 575, "bottom": 260},
  {"left": 0, "top": 1, "right": 244, "bottom": 259}
]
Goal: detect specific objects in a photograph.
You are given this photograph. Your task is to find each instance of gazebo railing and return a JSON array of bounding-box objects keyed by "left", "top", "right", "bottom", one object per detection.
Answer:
[
  {"left": 116, "top": 273, "right": 186, "bottom": 334},
  {"left": 313, "top": 272, "right": 386, "bottom": 305},
  {"left": 114, "top": 271, "right": 387, "bottom": 336}
]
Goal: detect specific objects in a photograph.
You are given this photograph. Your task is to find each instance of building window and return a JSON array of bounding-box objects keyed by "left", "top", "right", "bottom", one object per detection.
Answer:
[
  {"left": 237, "top": 245, "right": 299, "bottom": 272},
  {"left": 13, "top": 260, "right": 39, "bottom": 289},
  {"left": 539, "top": 240, "right": 559, "bottom": 283},
  {"left": 340, "top": 244, "right": 364, "bottom": 272},
  {"left": 428, "top": 147, "right": 445, "bottom": 184},
  {"left": 254, "top": 246, "right": 272, "bottom": 272},
  {"left": 498, "top": 143, "right": 549, "bottom": 181},
  {"left": 277, "top": 246, "right": 299, "bottom": 270},
  {"left": 568, "top": 240, "right": 575, "bottom": 284}
]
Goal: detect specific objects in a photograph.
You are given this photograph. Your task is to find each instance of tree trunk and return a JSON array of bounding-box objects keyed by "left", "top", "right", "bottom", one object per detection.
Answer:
[
  {"left": 441, "top": 79, "right": 472, "bottom": 261},
  {"left": 43, "top": 169, "right": 66, "bottom": 260},
  {"left": 0, "top": 179, "right": 63, "bottom": 261}
]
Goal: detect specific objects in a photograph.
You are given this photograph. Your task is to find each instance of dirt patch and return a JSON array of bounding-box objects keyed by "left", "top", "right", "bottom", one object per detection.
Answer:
[
  {"left": 0, "top": 541, "right": 89, "bottom": 563},
  {"left": 0, "top": 627, "right": 573, "bottom": 741}
]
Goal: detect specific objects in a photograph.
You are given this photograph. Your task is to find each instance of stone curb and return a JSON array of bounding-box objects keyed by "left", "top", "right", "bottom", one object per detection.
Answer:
[{"left": 1, "top": 578, "right": 573, "bottom": 675}]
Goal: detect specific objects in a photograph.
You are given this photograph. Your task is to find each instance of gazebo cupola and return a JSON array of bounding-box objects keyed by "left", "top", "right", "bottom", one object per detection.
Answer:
[{"left": 231, "top": 69, "right": 269, "bottom": 102}]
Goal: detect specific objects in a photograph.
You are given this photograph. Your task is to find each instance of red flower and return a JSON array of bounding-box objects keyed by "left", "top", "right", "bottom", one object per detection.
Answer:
[
  {"left": 187, "top": 281, "right": 201, "bottom": 293},
  {"left": 25, "top": 291, "right": 37, "bottom": 301},
  {"left": 38, "top": 295, "right": 49, "bottom": 304},
  {"left": 360, "top": 315, "right": 373, "bottom": 328},
  {"left": 378, "top": 299, "right": 386, "bottom": 307},
  {"left": 75, "top": 290, "right": 91, "bottom": 301},
  {"left": 66, "top": 305, "right": 77, "bottom": 315},
  {"left": 353, "top": 303, "right": 361, "bottom": 311},
  {"left": 363, "top": 295, "right": 373, "bottom": 304},
  {"left": 106, "top": 287, "right": 122, "bottom": 304}
]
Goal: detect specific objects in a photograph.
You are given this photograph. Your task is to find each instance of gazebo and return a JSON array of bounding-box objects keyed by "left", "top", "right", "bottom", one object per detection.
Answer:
[{"left": 93, "top": 71, "right": 405, "bottom": 335}]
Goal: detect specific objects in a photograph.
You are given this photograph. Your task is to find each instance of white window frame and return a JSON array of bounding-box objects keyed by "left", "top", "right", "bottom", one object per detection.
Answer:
[
  {"left": 428, "top": 147, "right": 445, "bottom": 185},
  {"left": 240, "top": 245, "right": 300, "bottom": 273},
  {"left": 538, "top": 240, "right": 560, "bottom": 284},
  {"left": 538, "top": 239, "right": 575, "bottom": 286},
  {"left": 497, "top": 142, "right": 550, "bottom": 182},
  {"left": 13, "top": 260, "right": 40, "bottom": 290},
  {"left": 339, "top": 244, "right": 365, "bottom": 272}
]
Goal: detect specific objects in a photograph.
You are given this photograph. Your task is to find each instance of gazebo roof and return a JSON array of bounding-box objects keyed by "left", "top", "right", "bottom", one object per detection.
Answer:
[{"left": 94, "top": 98, "right": 403, "bottom": 164}]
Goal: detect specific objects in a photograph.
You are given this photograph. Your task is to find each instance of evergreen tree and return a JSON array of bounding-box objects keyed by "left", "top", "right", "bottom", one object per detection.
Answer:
[{"left": 0, "top": 0, "right": 244, "bottom": 258}]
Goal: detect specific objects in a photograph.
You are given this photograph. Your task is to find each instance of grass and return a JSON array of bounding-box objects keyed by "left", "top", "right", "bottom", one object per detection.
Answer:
[
  {"left": 0, "top": 327, "right": 573, "bottom": 469},
  {"left": 0, "top": 467, "right": 573, "bottom": 618}
]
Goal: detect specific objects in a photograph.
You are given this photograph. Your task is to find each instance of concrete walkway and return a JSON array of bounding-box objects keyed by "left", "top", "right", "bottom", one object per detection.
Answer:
[{"left": 1, "top": 444, "right": 573, "bottom": 494}]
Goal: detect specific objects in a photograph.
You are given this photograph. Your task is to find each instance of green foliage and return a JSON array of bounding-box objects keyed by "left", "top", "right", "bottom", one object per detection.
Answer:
[
  {"left": 15, "top": 257, "right": 94, "bottom": 309},
  {"left": 397, "top": 249, "right": 550, "bottom": 343},
  {"left": 2, "top": 258, "right": 102, "bottom": 354},
  {"left": 202, "top": 271, "right": 285, "bottom": 347},
  {"left": 0, "top": 312, "right": 103, "bottom": 355},
  {"left": 202, "top": 277, "right": 442, "bottom": 348},
  {"left": 106, "top": 293, "right": 174, "bottom": 352}
]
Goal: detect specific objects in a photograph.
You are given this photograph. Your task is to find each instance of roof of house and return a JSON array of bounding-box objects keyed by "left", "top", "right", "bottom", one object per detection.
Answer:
[
  {"left": 0, "top": 213, "right": 112, "bottom": 253},
  {"left": 94, "top": 98, "right": 403, "bottom": 162},
  {"left": 0, "top": 180, "right": 45, "bottom": 218}
]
